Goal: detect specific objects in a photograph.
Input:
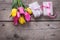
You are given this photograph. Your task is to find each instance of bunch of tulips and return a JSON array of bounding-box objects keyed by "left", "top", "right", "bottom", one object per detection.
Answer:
[{"left": 10, "top": 0, "right": 32, "bottom": 25}]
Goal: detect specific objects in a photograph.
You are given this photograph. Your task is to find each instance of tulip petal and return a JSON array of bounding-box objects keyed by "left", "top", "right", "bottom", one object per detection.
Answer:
[
  {"left": 25, "top": 8, "right": 32, "bottom": 15},
  {"left": 13, "top": 16, "right": 18, "bottom": 25},
  {"left": 11, "top": 8, "right": 17, "bottom": 17},
  {"left": 24, "top": 12, "right": 31, "bottom": 22},
  {"left": 19, "top": 16, "right": 26, "bottom": 24},
  {"left": 17, "top": 11, "right": 20, "bottom": 18},
  {"left": 18, "top": 7, "right": 25, "bottom": 14}
]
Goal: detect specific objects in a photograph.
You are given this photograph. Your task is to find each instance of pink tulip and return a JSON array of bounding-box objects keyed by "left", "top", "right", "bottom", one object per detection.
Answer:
[
  {"left": 18, "top": 7, "right": 25, "bottom": 14},
  {"left": 24, "top": 12, "right": 31, "bottom": 22},
  {"left": 13, "top": 16, "right": 18, "bottom": 25},
  {"left": 16, "top": 11, "right": 20, "bottom": 18}
]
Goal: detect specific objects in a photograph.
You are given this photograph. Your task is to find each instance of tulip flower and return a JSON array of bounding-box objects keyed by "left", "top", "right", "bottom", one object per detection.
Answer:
[
  {"left": 13, "top": 16, "right": 18, "bottom": 25},
  {"left": 24, "top": 12, "right": 31, "bottom": 22},
  {"left": 10, "top": 8, "right": 17, "bottom": 17},
  {"left": 19, "top": 16, "right": 26, "bottom": 24},
  {"left": 25, "top": 8, "right": 32, "bottom": 15},
  {"left": 18, "top": 7, "right": 25, "bottom": 14}
]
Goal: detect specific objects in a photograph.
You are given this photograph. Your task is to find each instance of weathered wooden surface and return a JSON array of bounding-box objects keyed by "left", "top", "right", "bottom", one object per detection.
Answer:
[
  {"left": 0, "top": 0, "right": 60, "bottom": 40},
  {"left": 0, "top": 22, "right": 60, "bottom": 40}
]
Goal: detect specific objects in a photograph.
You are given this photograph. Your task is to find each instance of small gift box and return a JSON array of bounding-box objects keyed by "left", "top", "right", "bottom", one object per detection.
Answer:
[
  {"left": 43, "top": 2, "right": 53, "bottom": 16},
  {"left": 29, "top": 2, "right": 42, "bottom": 18}
]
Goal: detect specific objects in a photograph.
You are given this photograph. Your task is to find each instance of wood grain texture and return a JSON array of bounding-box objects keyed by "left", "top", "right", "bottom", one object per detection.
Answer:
[
  {"left": 0, "top": 22, "right": 60, "bottom": 30},
  {"left": 0, "top": 22, "right": 60, "bottom": 40}
]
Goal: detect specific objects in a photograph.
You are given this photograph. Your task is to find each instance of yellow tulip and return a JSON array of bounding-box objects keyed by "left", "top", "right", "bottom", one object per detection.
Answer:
[
  {"left": 19, "top": 16, "right": 26, "bottom": 24},
  {"left": 10, "top": 8, "right": 17, "bottom": 17},
  {"left": 25, "top": 8, "right": 32, "bottom": 15}
]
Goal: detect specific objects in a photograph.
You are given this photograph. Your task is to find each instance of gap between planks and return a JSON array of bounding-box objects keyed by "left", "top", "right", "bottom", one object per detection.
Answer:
[{"left": 0, "top": 20, "right": 60, "bottom": 22}]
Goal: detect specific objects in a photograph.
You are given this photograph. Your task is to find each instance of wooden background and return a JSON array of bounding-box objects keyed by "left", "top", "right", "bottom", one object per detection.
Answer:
[{"left": 0, "top": 0, "right": 60, "bottom": 40}]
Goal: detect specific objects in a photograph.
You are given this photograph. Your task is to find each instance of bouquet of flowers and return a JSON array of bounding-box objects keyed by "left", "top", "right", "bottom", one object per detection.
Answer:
[{"left": 10, "top": 0, "right": 32, "bottom": 25}]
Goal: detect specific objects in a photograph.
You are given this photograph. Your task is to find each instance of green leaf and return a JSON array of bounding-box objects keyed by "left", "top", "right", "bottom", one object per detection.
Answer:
[{"left": 12, "top": 0, "right": 18, "bottom": 8}]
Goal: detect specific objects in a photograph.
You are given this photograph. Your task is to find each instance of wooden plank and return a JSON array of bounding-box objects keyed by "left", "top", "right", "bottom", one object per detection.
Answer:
[
  {"left": 0, "top": 29, "right": 60, "bottom": 40},
  {"left": 0, "top": 22, "right": 60, "bottom": 30},
  {"left": 0, "top": 0, "right": 60, "bottom": 21},
  {"left": 0, "top": 0, "right": 60, "bottom": 8},
  {"left": 0, "top": 0, "right": 12, "bottom": 3},
  {"left": 0, "top": 22, "right": 60, "bottom": 40},
  {"left": 0, "top": 0, "right": 60, "bottom": 4}
]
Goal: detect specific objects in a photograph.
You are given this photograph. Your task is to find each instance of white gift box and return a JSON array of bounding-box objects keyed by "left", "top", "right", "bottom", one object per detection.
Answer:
[
  {"left": 43, "top": 2, "right": 53, "bottom": 16},
  {"left": 29, "top": 2, "right": 42, "bottom": 18}
]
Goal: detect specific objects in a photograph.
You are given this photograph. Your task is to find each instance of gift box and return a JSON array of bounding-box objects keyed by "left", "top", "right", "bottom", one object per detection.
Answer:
[
  {"left": 29, "top": 2, "right": 42, "bottom": 18},
  {"left": 43, "top": 2, "right": 53, "bottom": 16}
]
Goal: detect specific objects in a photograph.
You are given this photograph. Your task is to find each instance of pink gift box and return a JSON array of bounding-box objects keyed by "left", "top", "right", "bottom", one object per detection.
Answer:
[
  {"left": 43, "top": 2, "right": 53, "bottom": 16},
  {"left": 43, "top": 2, "right": 56, "bottom": 18}
]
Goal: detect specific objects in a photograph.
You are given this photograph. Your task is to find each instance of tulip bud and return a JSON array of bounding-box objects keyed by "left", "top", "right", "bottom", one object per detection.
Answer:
[
  {"left": 24, "top": 12, "right": 31, "bottom": 22},
  {"left": 19, "top": 16, "right": 26, "bottom": 24},
  {"left": 10, "top": 8, "right": 17, "bottom": 17},
  {"left": 18, "top": 7, "right": 25, "bottom": 14},
  {"left": 25, "top": 8, "right": 32, "bottom": 15}
]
